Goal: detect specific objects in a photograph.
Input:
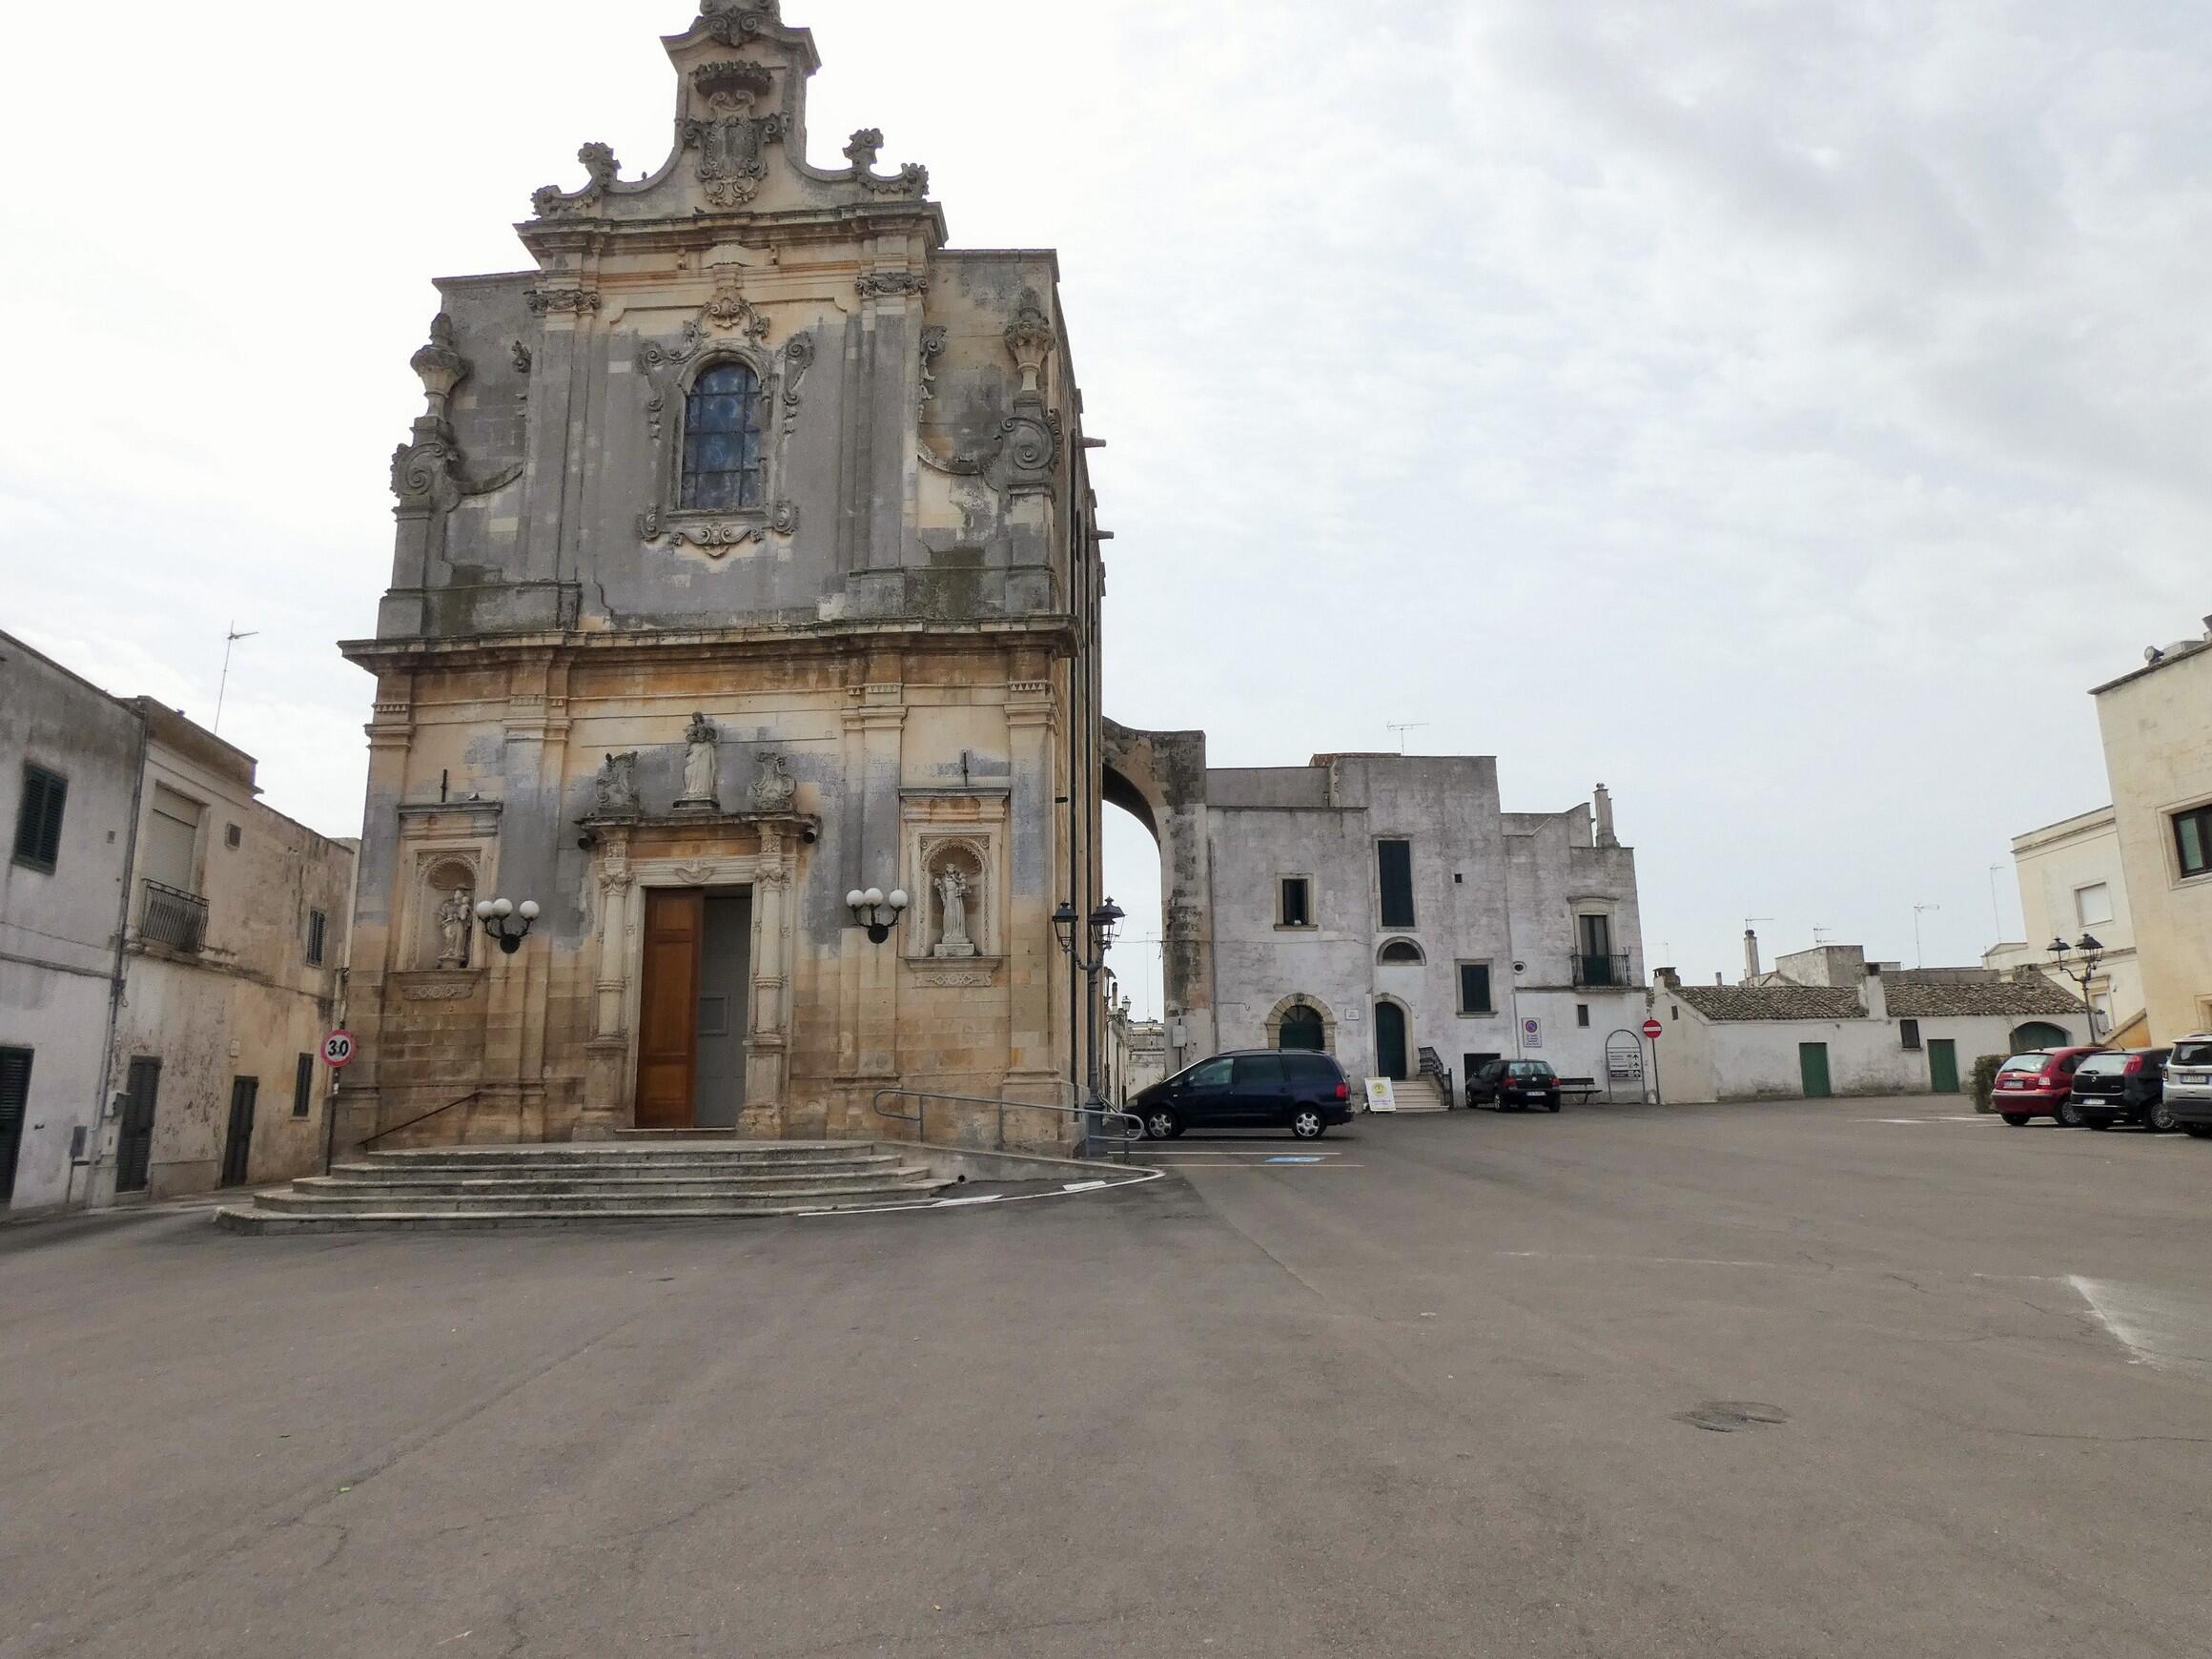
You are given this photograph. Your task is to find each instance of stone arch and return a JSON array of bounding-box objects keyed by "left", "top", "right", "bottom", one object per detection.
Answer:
[
  {"left": 1102, "top": 718, "right": 1216, "bottom": 1072},
  {"left": 2010, "top": 1019, "right": 2072, "bottom": 1052},
  {"left": 1377, "top": 937, "right": 1424, "bottom": 965},
  {"left": 1264, "top": 993, "right": 1336, "bottom": 1055}
]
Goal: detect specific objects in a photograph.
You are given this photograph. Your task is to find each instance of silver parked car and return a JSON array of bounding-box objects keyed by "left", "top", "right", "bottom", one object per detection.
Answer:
[{"left": 2164, "top": 1034, "right": 2212, "bottom": 1138}]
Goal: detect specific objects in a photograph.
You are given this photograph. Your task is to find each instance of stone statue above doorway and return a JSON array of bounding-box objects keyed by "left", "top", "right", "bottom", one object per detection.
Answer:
[
  {"left": 677, "top": 713, "right": 720, "bottom": 810},
  {"left": 933, "top": 864, "right": 976, "bottom": 958}
]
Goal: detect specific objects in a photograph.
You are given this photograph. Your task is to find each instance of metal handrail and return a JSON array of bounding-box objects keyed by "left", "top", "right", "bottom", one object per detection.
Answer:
[
  {"left": 870, "top": 1087, "right": 1143, "bottom": 1160},
  {"left": 359, "top": 1089, "right": 482, "bottom": 1150}
]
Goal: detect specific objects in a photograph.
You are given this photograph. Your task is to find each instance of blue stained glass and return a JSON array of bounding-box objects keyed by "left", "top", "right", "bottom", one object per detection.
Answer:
[{"left": 679, "top": 360, "right": 764, "bottom": 511}]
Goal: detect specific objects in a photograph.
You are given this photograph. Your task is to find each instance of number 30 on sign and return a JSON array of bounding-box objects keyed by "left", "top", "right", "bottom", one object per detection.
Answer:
[{"left": 321, "top": 1030, "right": 357, "bottom": 1068}]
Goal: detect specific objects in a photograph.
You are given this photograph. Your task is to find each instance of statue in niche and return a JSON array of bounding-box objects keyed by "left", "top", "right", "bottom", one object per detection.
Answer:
[
  {"left": 595, "top": 751, "right": 641, "bottom": 817},
  {"left": 932, "top": 863, "right": 976, "bottom": 959},
  {"left": 748, "top": 751, "right": 796, "bottom": 813},
  {"left": 436, "top": 887, "right": 474, "bottom": 969},
  {"left": 678, "top": 713, "right": 719, "bottom": 809}
]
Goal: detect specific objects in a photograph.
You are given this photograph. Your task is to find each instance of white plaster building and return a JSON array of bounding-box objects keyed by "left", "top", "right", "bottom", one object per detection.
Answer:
[
  {"left": 0, "top": 630, "right": 357, "bottom": 1213},
  {"left": 2, "top": 634, "right": 142, "bottom": 1211},
  {"left": 2091, "top": 616, "right": 2212, "bottom": 1045},
  {"left": 1983, "top": 806, "right": 2140, "bottom": 1040},
  {"left": 1202, "top": 756, "right": 1644, "bottom": 1102},
  {"left": 1651, "top": 946, "right": 2086, "bottom": 1103}
]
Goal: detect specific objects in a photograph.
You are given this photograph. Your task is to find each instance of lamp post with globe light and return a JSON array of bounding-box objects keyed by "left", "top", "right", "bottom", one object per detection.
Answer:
[
  {"left": 1054, "top": 897, "right": 1126, "bottom": 1139},
  {"left": 474, "top": 896, "right": 541, "bottom": 955}
]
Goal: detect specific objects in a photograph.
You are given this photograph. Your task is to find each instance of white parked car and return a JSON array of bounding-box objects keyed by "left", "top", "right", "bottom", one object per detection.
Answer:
[{"left": 2165, "top": 1034, "right": 2212, "bottom": 1139}]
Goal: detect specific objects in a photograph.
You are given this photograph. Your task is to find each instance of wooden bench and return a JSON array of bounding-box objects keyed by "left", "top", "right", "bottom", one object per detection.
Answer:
[{"left": 1555, "top": 1076, "right": 1604, "bottom": 1104}]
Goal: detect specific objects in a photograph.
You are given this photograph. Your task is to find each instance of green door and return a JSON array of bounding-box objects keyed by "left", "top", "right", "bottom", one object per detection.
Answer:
[
  {"left": 1927, "top": 1038, "right": 1959, "bottom": 1095},
  {"left": 1798, "top": 1042, "right": 1833, "bottom": 1098}
]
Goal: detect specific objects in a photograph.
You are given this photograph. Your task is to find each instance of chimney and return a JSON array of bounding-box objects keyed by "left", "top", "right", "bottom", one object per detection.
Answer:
[
  {"left": 1862, "top": 962, "right": 1888, "bottom": 1020},
  {"left": 1653, "top": 966, "right": 1681, "bottom": 990},
  {"left": 1593, "top": 783, "right": 1618, "bottom": 849},
  {"left": 1743, "top": 929, "right": 1762, "bottom": 984},
  {"left": 1714, "top": 972, "right": 1724, "bottom": 986}
]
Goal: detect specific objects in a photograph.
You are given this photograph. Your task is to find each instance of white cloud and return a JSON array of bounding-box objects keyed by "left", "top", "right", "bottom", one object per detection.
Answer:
[{"left": 6, "top": 0, "right": 2208, "bottom": 1003}]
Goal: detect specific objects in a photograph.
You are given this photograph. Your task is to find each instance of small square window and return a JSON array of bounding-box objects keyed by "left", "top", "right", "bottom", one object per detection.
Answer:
[
  {"left": 1279, "top": 877, "right": 1311, "bottom": 929},
  {"left": 1575, "top": 1003, "right": 1590, "bottom": 1028},
  {"left": 305, "top": 909, "right": 329, "bottom": 967},
  {"left": 1900, "top": 1017, "right": 1922, "bottom": 1051},
  {"left": 1453, "top": 872, "right": 1464, "bottom": 884},
  {"left": 12, "top": 764, "right": 67, "bottom": 872}
]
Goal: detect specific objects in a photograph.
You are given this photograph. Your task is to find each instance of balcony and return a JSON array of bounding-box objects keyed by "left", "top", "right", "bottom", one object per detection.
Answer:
[
  {"left": 1572, "top": 952, "right": 1631, "bottom": 989},
  {"left": 139, "top": 879, "right": 208, "bottom": 953}
]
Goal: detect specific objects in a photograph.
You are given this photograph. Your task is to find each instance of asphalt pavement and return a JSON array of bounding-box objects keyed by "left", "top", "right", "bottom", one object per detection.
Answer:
[{"left": 4, "top": 1098, "right": 2209, "bottom": 1658}]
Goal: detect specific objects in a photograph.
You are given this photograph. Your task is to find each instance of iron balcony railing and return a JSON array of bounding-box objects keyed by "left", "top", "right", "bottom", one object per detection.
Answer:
[
  {"left": 1572, "top": 952, "right": 1632, "bottom": 989},
  {"left": 139, "top": 879, "right": 208, "bottom": 953}
]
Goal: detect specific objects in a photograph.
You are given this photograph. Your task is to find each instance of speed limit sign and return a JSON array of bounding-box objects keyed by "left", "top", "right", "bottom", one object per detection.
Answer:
[{"left": 321, "top": 1030, "right": 357, "bottom": 1068}]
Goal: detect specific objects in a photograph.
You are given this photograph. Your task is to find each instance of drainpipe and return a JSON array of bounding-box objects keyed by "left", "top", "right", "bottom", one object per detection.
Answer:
[{"left": 91, "top": 702, "right": 153, "bottom": 1209}]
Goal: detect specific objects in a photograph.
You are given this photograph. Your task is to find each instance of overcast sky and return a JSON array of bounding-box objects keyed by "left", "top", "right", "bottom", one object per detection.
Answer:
[{"left": 6, "top": 1, "right": 2208, "bottom": 1014}]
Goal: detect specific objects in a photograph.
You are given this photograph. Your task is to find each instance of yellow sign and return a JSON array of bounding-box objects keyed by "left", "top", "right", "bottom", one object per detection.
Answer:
[{"left": 1364, "top": 1077, "right": 1397, "bottom": 1112}]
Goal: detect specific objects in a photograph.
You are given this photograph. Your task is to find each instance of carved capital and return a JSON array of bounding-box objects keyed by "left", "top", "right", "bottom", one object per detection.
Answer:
[
  {"left": 856, "top": 271, "right": 928, "bottom": 301},
  {"left": 525, "top": 286, "right": 602, "bottom": 318}
]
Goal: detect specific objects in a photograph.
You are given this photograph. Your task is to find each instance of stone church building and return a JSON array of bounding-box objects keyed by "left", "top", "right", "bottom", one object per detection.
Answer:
[{"left": 338, "top": 3, "right": 1111, "bottom": 1150}]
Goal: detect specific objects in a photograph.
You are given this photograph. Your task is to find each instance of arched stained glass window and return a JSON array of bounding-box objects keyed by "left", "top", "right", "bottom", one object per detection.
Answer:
[
  {"left": 1278, "top": 1005, "right": 1324, "bottom": 1052},
  {"left": 681, "top": 361, "right": 764, "bottom": 511}
]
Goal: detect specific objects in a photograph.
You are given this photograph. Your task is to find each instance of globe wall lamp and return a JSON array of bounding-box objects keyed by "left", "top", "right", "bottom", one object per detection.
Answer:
[
  {"left": 2047, "top": 932, "right": 2105, "bottom": 1034},
  {"left": 475, "top": 896, "right": 541, "bottom": 955},
  {"left": 847, "top": 886, "right": 909, "bottom": 944}
]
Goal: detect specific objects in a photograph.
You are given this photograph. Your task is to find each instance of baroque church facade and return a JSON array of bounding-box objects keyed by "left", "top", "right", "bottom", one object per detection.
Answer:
[{"left": 338, "top": 3, "right": 1110, "bottom": 1150}]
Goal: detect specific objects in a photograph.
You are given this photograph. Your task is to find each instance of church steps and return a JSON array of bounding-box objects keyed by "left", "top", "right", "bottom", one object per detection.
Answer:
[
  {"left": 214, "top": 1141, "right": 952, "bottom": 1231},
  {"left": 250, "top": 1178, "right": 937, "bottom": 1217},
  {"left": 299, "top": 1170, "right": 933, "bottom": 1198}
]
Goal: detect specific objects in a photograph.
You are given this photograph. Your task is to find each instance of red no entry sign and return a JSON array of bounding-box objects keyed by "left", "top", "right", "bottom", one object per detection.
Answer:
[{"left": 1642, "top": 1018, "right": 1664, "bottom": 1041}]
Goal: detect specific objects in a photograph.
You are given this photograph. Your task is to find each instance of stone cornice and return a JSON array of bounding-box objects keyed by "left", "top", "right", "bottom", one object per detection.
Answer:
[{"left": 341, "top": 615, "right": 1079, "bottom": 671}]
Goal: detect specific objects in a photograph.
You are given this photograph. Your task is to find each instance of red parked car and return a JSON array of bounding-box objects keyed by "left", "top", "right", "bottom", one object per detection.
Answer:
[{"left": 1993, "top": 1047, "right": 2104, "bottom": 1125}]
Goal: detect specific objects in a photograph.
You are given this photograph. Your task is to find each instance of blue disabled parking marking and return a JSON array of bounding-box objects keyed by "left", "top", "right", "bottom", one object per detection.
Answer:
[{"left": 1265, "top": 1156, "right": 1325, "bottom": 1164}]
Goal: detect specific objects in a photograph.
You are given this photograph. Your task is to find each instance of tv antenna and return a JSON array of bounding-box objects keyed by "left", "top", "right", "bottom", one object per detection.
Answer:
[
  {"left": 1913, "top": 902, "right": 1941, "bottom": 969},
  {"left": 1386, "top": 722, "right": 1428, "bottom": 754},
  {"left": 1987, "top": 864, "right": 2008, "bottom": 938},
  {"left": 214, "top": 622, "right": 258, "bottom": 735}
]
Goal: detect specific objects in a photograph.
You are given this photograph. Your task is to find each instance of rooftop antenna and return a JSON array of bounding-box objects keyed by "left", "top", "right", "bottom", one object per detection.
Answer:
[
  {"left": 214, "top": 622, "right": 258, "bottom": 735},
  {"left": 1386, "top": 722, "right": 1428, "bottom": 754},
  {"left": 1812, "top": 926, "right": 1833, "bottom": 945},
  {"left": 1913, "top": 902, "right": 1941, "bottom": 969},
  {"left": 1987, "top": 864, "right": 2008, "bottom": 939}
]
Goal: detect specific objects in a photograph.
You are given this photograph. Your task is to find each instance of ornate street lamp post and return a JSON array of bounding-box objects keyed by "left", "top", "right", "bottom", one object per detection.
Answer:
[
  {"left": 2047, "top": 932, "right": 2105, "bottom": 1040},
  {"left": 845, "top": 886, "right": 910, "bottom": 945},
  {"left": 1054, "top": 897, "right": 1126, "bottom": 1137}
]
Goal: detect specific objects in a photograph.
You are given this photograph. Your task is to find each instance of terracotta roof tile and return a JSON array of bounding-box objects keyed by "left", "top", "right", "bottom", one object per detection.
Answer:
[{"left": 1674, "top": 986, "right": 1868, "bottom": 1022}]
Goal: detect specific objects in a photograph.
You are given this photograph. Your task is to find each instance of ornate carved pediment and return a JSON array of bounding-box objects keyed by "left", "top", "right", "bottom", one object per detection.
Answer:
[
  {"left": 524, "top": 285, "right": 602, "bottom": 317},
  {"left": 695, "top": 0, "right": 781, "bottom": 47},
  {"left": 683, "top": 57, "right": 785, "bottom": 207},
  {"left": 857, "top": 271, "right": 929, "bottom": 300}
]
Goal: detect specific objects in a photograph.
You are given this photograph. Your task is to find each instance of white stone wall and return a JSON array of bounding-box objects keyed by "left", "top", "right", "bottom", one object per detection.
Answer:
[
  {"left": 1985, "top": 806, "right": 2142, "bottom": 1034},
  {"left": 1652, "top": 988, "right": 2086, "bottom": 1102},
  {"left": 1205, "top": 755, "right": 1645, "bottom": 1091},
  {"left": 0, "top": 635, "right": 142, "bottom": 1212},
  {"left": 2095, "top": 642, "right": 2212, "bottom": 1044}
]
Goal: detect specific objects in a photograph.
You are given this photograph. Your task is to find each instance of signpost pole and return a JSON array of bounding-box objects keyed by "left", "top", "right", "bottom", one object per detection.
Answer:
[{"left": 1642, "top": 1017, "right": 1665, "bottom": 1107}]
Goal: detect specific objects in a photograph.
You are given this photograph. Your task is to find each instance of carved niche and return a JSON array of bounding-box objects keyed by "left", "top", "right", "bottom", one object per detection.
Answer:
[
  {"left": 632, "top": 265, "right": 805, "bottom": 560},
  {"left": 417, "top": 855, "right": 480, "bottom": 971},
  {"left": 915, "top": 838, "right": 991, "bottom": 960}
]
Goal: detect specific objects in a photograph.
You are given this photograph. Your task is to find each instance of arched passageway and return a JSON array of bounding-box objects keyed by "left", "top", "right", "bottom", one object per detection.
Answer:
[{"left": 1101, "top": 720, "right": 1218, "bottom": 1073}]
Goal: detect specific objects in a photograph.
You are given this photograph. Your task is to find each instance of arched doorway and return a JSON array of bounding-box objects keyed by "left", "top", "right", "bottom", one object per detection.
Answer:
[
  {"left": 1375, "top": 999, "right": 1409, "bottom": 1079},
  {"left": 1279, "top": 1005, "right": 1324, "bottom": 1051},
  {"left": 2011, "top": 1020, "right": 2071, "bottom": 1051}
]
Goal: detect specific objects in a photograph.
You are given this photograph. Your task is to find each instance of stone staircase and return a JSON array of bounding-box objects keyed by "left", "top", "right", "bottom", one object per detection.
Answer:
[
  {"left": 1389, "top": 1075, "right": 1450, "bottom": 1113},
  {"left": 215, "top": 1141, "right": 948, "bottom": 1233}
]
